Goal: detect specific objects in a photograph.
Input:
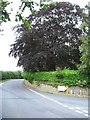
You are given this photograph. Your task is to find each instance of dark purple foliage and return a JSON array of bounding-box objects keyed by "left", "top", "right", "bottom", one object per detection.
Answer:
[{"left": 9, "top": 2, "right": 83, "bottom": 72}]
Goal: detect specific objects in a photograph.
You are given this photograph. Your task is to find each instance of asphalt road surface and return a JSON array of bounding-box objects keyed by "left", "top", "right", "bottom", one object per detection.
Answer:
[{"left": 0, "top": 79, "right": 89, "bottom": 119}]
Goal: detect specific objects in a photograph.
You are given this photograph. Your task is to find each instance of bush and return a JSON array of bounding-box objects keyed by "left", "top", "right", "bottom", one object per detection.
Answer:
[
  {"left": 14, "top": 71, "right": 23, "bottom": 79},
  {"left": 0, "top": 71, "right": 23, "bottom": 80},
  {"left": 23, "top": 69, "right": 89, "bottom": 87},
  {"left": 22, "top": 72, "right": 33, "bottom": 83}
]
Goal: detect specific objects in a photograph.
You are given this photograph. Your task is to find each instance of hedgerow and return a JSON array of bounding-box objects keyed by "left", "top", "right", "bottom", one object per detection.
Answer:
[
  {"left": 0, "top": 71, "right": 23, "bottom": 80},
  {"left": 23, "top": 69, "right": 89, "bottom": 87}
]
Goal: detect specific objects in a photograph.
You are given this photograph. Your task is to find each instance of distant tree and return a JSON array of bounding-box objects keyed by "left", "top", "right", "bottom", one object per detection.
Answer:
[
  {"left": 79, "top": 2, "right": 90, "bottom": 76},
  {"left": 9, "top": 2, "right": 83, "bottom": 72}
]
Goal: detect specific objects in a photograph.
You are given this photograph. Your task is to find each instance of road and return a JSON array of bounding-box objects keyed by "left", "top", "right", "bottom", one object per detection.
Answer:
[{"left": 0, "top": 79, "right": 89, "bottom": 119}]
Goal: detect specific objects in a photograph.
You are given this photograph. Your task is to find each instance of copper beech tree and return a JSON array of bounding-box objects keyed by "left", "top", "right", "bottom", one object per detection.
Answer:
[{"left": 9, "top": 2, "right": 83, "bottom": 72}]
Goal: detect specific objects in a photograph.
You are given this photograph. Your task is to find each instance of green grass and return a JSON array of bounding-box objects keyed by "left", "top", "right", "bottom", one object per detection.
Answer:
[{"left": 23, "top": 69, "right": 89, "bottom": 87}]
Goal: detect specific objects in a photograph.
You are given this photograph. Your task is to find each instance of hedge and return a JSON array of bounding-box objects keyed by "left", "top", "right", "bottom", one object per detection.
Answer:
[
  {"left": 0, "top": 71, "right": 23, "bottom": 80},
  {"left": 23, "top": 69, "right": 89, "bottom": 87}
]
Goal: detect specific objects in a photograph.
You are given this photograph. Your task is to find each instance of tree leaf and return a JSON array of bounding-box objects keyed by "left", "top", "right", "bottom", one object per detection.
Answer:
[{"left": 22, "top": 19, "right": 32, "bottom": 29}]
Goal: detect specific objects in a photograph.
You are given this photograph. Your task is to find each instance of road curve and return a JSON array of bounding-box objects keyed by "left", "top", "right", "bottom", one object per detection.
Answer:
[{"left": 0, "top": 79, "right": 88, "bottom": 118}]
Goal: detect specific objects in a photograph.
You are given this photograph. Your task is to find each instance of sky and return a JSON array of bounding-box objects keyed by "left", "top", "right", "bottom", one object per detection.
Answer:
[{"left": 0, "top": 0, "right": 89, "bottom": 71}]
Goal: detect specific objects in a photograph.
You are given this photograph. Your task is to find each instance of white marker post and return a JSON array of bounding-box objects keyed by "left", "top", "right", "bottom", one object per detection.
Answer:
[{"left": 70, "top": 90, "right": 73, "bottom": 95}]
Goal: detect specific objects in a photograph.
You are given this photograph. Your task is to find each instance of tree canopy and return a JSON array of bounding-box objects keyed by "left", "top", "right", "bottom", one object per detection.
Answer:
[
  {"left": 0, "top": 0, "right": 53, "bottom": 32},
  {"left": 9, "top": 2, "right": 83, "bottom": 72},
  {"left": 79, "top": 3, "right": 90, "bottom": 76},
  {"left": 0, "top": 0, "right": 52, "bottom": 24}
]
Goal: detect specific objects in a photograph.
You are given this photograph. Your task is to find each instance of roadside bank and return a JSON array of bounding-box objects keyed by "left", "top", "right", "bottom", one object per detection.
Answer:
[{"left": 24, "top": 80, "right": 90, "bottom": 98}]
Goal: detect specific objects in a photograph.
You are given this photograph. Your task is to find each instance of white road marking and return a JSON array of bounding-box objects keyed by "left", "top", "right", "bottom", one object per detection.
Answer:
[
  {"left": 84, "top": 114, "right": 88, "bottom": 117},
  {"left": 30, "top": 89, "right": 64, "bottom": 105},
  {"left": 74, "top": 107, "right": 88, "bottom": 115},
  {"left": 82, "top": 110, "right": 88, "bottom": 114},
  {"left": 75, "top": 107, "right": 81, "bottom": 110},
  {"left": 75, "top": 110, "right": 83, "bottom": 114},
  {"left": 63, "top": 105, "right": 68, "bottom": 108},
  {"left": 68, "top": 107, "right": 74, "bottom": 110}
]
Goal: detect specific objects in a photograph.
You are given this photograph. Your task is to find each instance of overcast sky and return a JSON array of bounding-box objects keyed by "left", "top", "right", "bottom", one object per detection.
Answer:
[{"left": 0, "top": 0, "right": 89, "bottom": 71}]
